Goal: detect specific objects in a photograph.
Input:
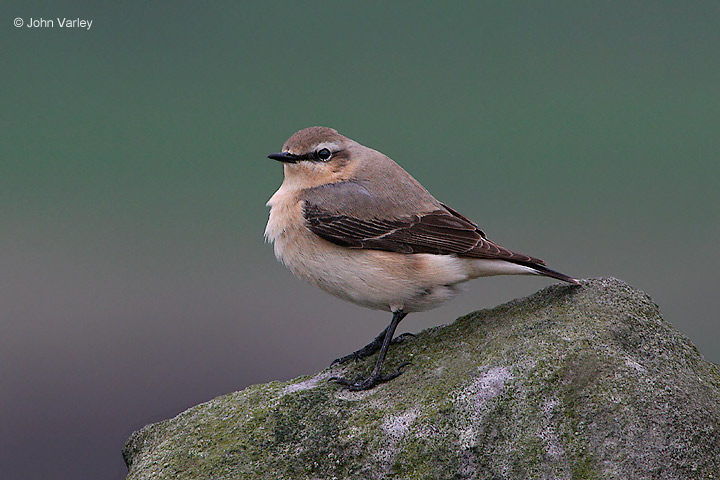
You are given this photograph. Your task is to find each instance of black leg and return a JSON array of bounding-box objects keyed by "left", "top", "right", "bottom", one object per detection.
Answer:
[{"left": 331, "top": 310, "right": 411, "bottom": 391}]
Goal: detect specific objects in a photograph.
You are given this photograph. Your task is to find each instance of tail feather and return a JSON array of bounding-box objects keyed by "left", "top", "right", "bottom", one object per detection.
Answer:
[{"left": 514, "top": 261, "right": 580, "bottom": 285}]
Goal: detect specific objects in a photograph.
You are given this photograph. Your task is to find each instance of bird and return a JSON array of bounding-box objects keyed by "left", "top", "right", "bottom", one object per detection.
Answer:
[{"left": 265, "top": 126, "right": 579, "bottom": 391}]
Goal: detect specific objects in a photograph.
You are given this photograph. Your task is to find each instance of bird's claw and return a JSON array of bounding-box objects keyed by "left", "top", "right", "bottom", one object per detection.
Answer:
[
  {"left": 330, "top": 362, "right": 412, "bottom": 391},
  {"left": 392, "top": 332, "right": 415, "bottom": 344},
  {"left": 330, "top": 353, "right": 359, "bottom": 366}
]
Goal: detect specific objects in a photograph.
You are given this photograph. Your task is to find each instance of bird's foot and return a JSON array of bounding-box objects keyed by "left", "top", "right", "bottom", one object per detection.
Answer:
[
  {"left": 330, "top": 332, "right": 415, "bottom": 366},
  {"left": 331, "top": 344, "right": 379, "bottom": 366},
  {"left": 330, "top": 362, "right": 412, "bottom": 391},
  {"left": 392, "top": 332, "right": 416, "bottom": 344}
]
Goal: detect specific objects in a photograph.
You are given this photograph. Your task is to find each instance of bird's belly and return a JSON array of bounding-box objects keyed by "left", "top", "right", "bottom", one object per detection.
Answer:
[{"left": 271, "top": 227, "right": 469, "bottom": 312}]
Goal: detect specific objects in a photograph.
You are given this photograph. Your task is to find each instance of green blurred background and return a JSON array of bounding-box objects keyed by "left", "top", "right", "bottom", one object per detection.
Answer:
[{"left": 2, "top": 1, "right": 719, "bottom": 478}]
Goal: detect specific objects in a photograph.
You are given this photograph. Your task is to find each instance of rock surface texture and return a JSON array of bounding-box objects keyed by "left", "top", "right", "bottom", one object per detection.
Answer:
[{"left": 124, "top": 278, "right": 720, "bottom": 480}]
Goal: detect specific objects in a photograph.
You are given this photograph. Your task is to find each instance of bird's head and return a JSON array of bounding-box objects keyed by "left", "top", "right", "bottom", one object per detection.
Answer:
[{"left": 268, "top": 126, "right": 361, "bottom": 188}]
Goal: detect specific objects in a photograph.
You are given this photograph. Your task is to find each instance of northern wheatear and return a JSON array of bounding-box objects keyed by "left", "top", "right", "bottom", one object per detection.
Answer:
[{"left": 265, "top": 127, "right": 578, "bottom": 390}]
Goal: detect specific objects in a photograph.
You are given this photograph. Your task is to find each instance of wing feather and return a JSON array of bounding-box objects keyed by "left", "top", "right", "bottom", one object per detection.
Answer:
[{"left": 303, "top": 202, "right": 546, "bottom": 265}]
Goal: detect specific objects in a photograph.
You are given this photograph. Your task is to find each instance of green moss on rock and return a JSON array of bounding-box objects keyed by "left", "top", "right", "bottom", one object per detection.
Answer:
[{"left": 124, "top": 278, "right": 720, "bottom": 480}]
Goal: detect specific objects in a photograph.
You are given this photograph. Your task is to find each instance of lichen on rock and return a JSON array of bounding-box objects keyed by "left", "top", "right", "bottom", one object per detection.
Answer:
[{"left": 123, "top": 278, "right": 720, "bottom": 479}]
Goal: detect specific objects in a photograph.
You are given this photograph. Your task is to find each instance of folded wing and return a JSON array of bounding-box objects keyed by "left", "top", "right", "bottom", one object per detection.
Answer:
[{"left": 303, "top": 200, "right": 546, "bottom": 265}]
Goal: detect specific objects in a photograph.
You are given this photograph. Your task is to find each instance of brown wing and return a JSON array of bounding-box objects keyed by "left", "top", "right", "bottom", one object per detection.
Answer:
[{"left": 303, "top": 201, "right": 546, "bottom": 265}]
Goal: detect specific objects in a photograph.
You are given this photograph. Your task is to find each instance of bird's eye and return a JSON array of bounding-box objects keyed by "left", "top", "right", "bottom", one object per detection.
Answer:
[{"left": 316, "top": 148, "right": 332, "bottom": 161}]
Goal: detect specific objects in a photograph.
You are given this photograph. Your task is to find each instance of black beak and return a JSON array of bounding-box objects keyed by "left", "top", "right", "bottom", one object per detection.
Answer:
[{"left": 267, "top": 152, "right": 297, "bottom": 164}]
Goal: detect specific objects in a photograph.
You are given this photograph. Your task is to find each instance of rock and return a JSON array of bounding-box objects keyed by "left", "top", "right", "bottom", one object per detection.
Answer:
[{"left": 123, "top": 278, "right": 720, "bottom": 480}]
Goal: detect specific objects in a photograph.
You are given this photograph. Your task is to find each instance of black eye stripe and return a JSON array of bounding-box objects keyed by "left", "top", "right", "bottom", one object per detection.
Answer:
[
  {"left": 285, "top": 152, "right": 311, "bottom": 161},
  {"left": 287, "top": 149, "right": 338, "bottom": 162}
]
